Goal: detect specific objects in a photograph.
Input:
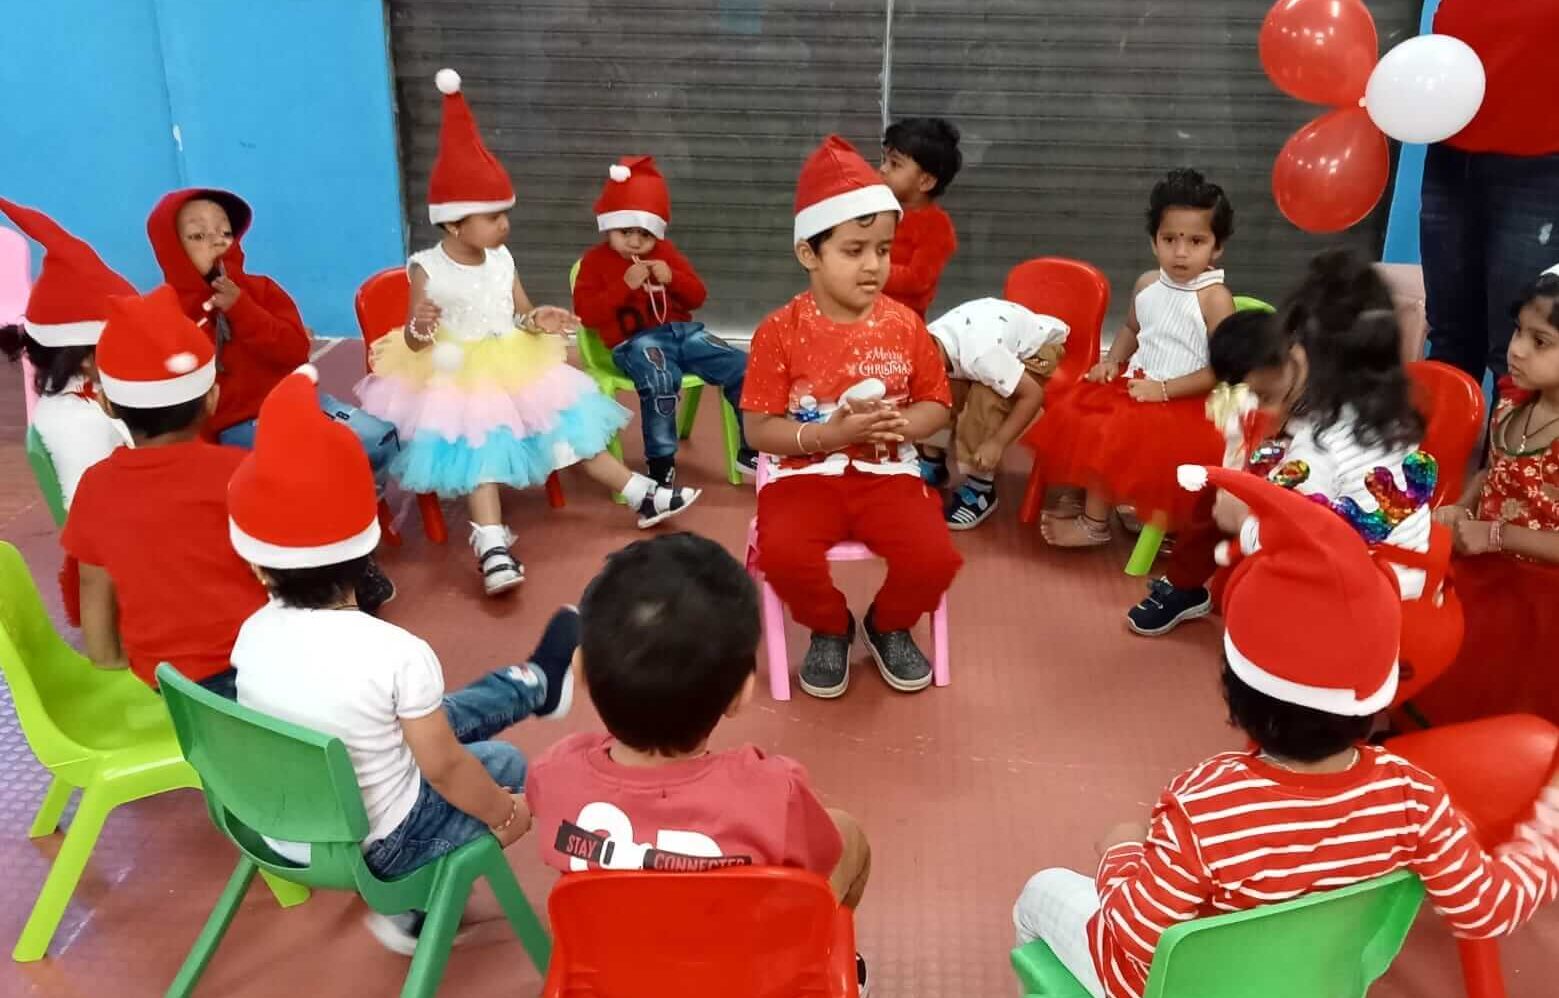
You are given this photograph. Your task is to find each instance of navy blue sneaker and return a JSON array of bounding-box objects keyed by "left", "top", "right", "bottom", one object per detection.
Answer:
[
  {"left": 1126, "top": 578, "right": 1211, "bottom": 637},
  {"left": 514, "top": 607, "right": 580, "bottom": 718}
]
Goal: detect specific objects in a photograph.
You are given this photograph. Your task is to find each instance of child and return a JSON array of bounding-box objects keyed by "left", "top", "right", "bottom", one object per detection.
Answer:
[
  {"left": 878, "top": 117, "right": 961, "bottom": 317},
  {"left": 1028, "top": 168, "right": 1236, "bottom": 547},
  {"left": 1014, "top": 467, "right": 1559, "bottom": 998},
  {"left": 356, "top": 69, "right": 701, "bottom": 595},
  {"left": 525, "top": 533, "right": 872, "bottom": 992},
  {"left": 228, "top": 365, "right": 578, "bottom": 953},
  {"left": 572, "top": 155, "right": 755, "bottom": 486},
  {"left": 61, "top": 286, "right": 267, "bottom": 698},
  {"left": 921, "top": 297, "right": 1069, "bottom": 528},
  {"left": 741, "top": 134, "right": 961, "bottom": 699}
]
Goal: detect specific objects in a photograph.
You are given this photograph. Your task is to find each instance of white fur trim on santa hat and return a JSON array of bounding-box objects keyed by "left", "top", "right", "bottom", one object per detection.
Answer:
[
  {"left": 609, "top": 164, "right": 631, "bottom": 183},
  {"left": 596, "top": 210, "right": 667, "bottom": 239},
  {"left": 793, "top": 184, "right": 901, "bottom": 244},
  {"left": 229, "top": 517, "right": 382, "bottom": 570},
  {"left": 1224, "top": 630, "right": 1398, "bottom": 716},
  {"left": 24, "top": 318, "right": 105, "bottom": 348},
  {"left": 1177, "top": 465, "right": 1209, "bottom": 492},
  {"left": 428, "top": 198, "right": 517, "bottom": 225},
  {"left": 436, "top": 68, "right": 462, "bottom": 95},
  {"left": 294, "top": 363, "right": 319, "bottom": 384},
  {"left": 99, "top": 357, "right": 215, "bottom": 408}
]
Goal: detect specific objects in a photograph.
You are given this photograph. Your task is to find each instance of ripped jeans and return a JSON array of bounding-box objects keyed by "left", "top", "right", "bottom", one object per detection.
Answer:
[{"left": 611, "top": 322, "right": 749, "bottom": 461}]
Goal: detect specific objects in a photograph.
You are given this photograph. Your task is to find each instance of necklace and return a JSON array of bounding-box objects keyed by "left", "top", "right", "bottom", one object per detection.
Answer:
[
  {"left": 1518, "top": 401, "right": 1559, "bottom": 452},
  {"left": 1258, "top": 747, "right": 1359, "bottom": 773}
]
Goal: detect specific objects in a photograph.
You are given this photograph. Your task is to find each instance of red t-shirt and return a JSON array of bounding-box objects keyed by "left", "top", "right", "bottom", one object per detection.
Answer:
[
  {"left": 527, "top": 732, "right": 844, "bottom": 875},
  {"left": 61, "top": 440, "right": 268, "bottom": 687},
  {"left": 1435, "top": 0, "right": 1559, "bottom": 156},
  {"left": 882, "top": 202, "right": 957, "bottom": 317},
  {"left": 572, "top": 239, "right": 709, "bottom": 348}
]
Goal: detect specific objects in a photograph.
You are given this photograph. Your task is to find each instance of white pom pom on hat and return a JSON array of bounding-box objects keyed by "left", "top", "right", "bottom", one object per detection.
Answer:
[
  {"left": 609, "top": 164, "right": 632, "bottom": 183},
  {"left": 431, "top": 340, "right": 464, "bottom": 373},
  {"left": 164, "top": 351, "right": 198, "bottom": 375},
  {"left": 1177, "top": 464, "right": 1209, "bottom": 492},
  {"left": 293, "top": 363, "right": 319, "bottom": 384},
  {"left": 435, "top": 68, "right": 462, "bottom": 95}
]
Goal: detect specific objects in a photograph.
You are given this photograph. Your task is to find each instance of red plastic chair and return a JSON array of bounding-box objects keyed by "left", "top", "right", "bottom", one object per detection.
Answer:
[
  {"left": 354, "top": 267, "right": 564, "bottom": 546},
  {"left": 1003, "top": 258, "right": 1109, "bottom": 526},
  {"left": 1408, "top": 360, "right": 1486, "bottom": 508},
  {"left": 541, "top": 868, "right": 858, "bottom": 998},
  {"left": 1388, "top": 715, "right": 1559, "bottom": 998}
]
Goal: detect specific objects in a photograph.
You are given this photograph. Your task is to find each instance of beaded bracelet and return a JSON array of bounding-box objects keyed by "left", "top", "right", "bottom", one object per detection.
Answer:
[
  {"left": 491, "top": 798, "right": 520, "bottom": 834},
  {"left": 1160, "top": 380, "right": 1170, "bottom": 402},
  {"left": 1490, "top": 519, "right": 1504, "bottom": 553}
]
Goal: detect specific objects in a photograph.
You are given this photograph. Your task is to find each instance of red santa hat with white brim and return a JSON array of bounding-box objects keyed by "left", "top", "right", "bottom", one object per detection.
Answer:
[
  {"left": 427, "top": 69, "right": 516, "bottom": 225},
  {"left": 96, "top": 285, "right": 217, "bottom": 408},
  {"left": 1178, "top": 464, "right": 1401, "bottom": 716},
  {"left": 228, "top": 364, "right": 380, "bottom": 568},
  {"left": 792, "top": 135, "right": 901, "bottom": 246},
  {"left": 594, "top": 156, "right": 671, "bottom": 239},
  {"left": 0, "top": 198, "right": 136, "bottom": 347}
]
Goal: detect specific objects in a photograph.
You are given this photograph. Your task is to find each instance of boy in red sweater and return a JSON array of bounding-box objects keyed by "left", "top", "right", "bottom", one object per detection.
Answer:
[
  {"left": 878, "top": 118, "right": 961, "bottom": 317},
  {"left": 572, "top": 156, "right": 754, "bottom": 487},
  {"left": 1013, "top": 466, "right": 1559, "bottom": 998},
  {"left": 62, "top": 286, "right": 268, "bottom": 698}
]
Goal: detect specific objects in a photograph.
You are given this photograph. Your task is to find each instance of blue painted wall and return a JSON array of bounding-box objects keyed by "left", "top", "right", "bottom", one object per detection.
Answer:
[
  {"left": 1381, "top": 0, "right": 1444, "bottom": 264},
  {"left": 0, "top": 0, "right": 404, "bottom": 335}
]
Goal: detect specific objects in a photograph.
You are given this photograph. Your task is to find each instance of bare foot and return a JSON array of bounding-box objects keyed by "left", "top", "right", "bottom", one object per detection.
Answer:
[
  {"left": 1041, "top": 490, "right": 1084, "bottom": 524},
  {"left": 1042, "top": 514, "right": 1111, "bottom": 548}
]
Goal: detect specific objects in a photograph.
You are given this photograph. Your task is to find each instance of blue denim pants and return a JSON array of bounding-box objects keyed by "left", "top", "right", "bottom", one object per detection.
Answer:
[
  {"left": 362, "top": 666, "right": 545, "bottom": 879},
  {"left": 1420, "top": 145, "right": 1559, "bottom": 382},
  {"left": 219, "top": 390, "right": 400, "bottom": 483},
  {"left": 610, "top": 322, "right": 749, "bottom": 461}
]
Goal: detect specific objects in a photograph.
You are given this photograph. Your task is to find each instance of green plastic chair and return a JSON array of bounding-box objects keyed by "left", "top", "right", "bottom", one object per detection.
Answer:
[
  {"left": 25, "top": 424, "right": 66, "bottom": 528},
  {"left": 1011, "top": 869, "right": 1424, "bottom": 998},
  {"left": 157, "top": 664, "right": 551, "bottom": 997},
  {"left": 1124, "top": 295, "right": 1278, "bottom": 577},
  {"left": 0, "top": 542, "right": 307, "bottom": 962},
  {"left": 569, "top": 261, "right": 744, "bottom": 486}
]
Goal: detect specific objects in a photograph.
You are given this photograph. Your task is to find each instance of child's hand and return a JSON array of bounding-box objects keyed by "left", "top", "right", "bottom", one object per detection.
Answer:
[
  {"left": 1127, "top": 378, "right": 1168, "bottom": 403},
  {"left": 1433, "top": 505, "right": 1469, "bottom": 528},
  {"left": 1453, "top": 517, "right": 1496, "bottom": 556},
  {"left": 971, "top": 440, "right": 1004, "bottom": 473},
  {"left": 1097, "top": 820, "right": 1149, "bottom": 855},
  {"left": 208, "top": 275, "right": 242, "bottom": 312},
  {"left": 412, "top": 298, "right": 443, "bottom": 333},
  {"left": 647, "top": 259, "right": 672, "bottom": 284},
  {"left": 1085, "top": 359, "right": 1121, "bottom": 384},
  {"left": 526, "top": 306, "right": 580, "bottom": 335},
  {"left": 624, "top": 263, "right": 652, "bottom": 290},
  {"left": 825, "top": 404, "right": 906, "bottom": 448},
  {"left": 493, "top": 794, "right": 533, "bottom": 848}
]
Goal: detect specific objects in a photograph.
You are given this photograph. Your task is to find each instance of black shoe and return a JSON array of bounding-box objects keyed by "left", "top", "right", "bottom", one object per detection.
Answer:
[
  {"left": 946, "top": 483, "right": 998, "bottom": 530},
  {"left": 647, "top": 455, "right": 677, "bottom": 488},
  {"left": 799, "top": 615, "right": 855, "bottom": 699},
  {"left": 919, "top": 456, "right": 950, "bottom": 489},
  {"left": 636, "top": 486, "right": 702, "bottom": 528},
  {"left": 1126, "top": 578, "right": 1212, "bottom": 636},
  {"left": 863, "top": 608, "right": 932, "bottom": 692},
  {"left": 857, "top": 952, "right": 870, "bottom": 997},
  {"left": 525, "top": 607, "right": 580, "bottom": 718},
  {"left": 736, "top": 448, "right": 760, "bottom": 478},
  {"left": 356, "top": 557, "right": 396, "bottom": 616}
]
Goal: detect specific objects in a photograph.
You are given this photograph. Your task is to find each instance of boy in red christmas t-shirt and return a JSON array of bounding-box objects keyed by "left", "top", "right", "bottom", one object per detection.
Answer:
[
  {"left": 742, "top": 134, "right": 962, "bottom": 700},
  {"left": 877, "top": 117, "right": 961, "bottom": 317}
]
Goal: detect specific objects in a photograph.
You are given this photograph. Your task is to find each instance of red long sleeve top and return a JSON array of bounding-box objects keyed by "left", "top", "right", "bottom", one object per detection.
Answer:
[
  {"left": 573, "top": 239, "right": 708, "bottom": 348},
  {"left": 883, "top": 202, "right": 957, "bottom": 318}
]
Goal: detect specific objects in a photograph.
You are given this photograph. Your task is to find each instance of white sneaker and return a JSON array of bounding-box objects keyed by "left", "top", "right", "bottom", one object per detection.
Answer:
[
  {"left": 364, "top": 911, "right": 475, "bottom": 957},
  {"left": 470, "top": 523, "right": 523, "bottom": 595}
]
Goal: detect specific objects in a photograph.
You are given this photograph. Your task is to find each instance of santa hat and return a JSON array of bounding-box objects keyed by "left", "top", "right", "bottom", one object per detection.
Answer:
[
  {"left": 1177, "top": 464, "right": 1401, "bottom": 716},
  {"left": 427, "top": 68, "right": 516, "bottom": 225},
  {"left": 229, "top": 365, "right": 379, "bottom": 568},
  {"left": 594, "top": 156, "right": 671, "bottom": 239},
  {"left": 793, "top": 135, "right": 901, "bottom": 245},
  {"left": 0, "top": 198, "right": 136, "bottom": 347},
  {"left": 96, "top": 285, "right": 216, "bottom": 408}
]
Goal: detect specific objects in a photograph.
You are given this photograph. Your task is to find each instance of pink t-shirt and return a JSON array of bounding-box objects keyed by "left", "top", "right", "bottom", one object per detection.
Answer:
[{"left": 526, "top": 732, "right": 843, "bottom": 875}]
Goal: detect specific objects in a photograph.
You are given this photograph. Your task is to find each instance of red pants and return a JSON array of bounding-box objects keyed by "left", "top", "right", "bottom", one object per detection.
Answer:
[
  {"left": 1165, "top": 492, "right": 1220, "bottom": 591},
  {"left": 756, "top": 471, "right": 962, "bottom": 635}
]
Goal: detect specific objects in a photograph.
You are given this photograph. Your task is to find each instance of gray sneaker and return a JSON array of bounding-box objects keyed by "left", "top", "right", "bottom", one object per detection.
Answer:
[
  {"left": 798, "top": 615, "right": 855, "bottom": 699},
  {"left": 864, "top": 609, "right": 932, "bottom": 692}
]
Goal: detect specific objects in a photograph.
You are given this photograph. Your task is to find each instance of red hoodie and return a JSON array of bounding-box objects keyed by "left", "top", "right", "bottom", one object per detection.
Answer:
[
  {"left": 883, "top": 202, "right": 957, "bottom": 318},
  {"left": 147, "top": 189, "right": 310, "bottom": 434},
  {"left": 572, "top": 239, "right": 708, "bottom": 348}
]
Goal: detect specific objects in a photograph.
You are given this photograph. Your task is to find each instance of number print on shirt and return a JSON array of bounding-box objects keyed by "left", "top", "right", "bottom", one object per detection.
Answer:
[{"left": 556, "top": 802, "right": 752, "bottom": 872}]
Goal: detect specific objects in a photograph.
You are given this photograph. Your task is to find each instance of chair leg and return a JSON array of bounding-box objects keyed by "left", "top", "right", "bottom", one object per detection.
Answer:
[
  {"left": 402, "top": 869, "right": 480, "bottom": 998},
  {"left": 485, "top": 863, "right": 552, "bottom": 974},
  {"left": 544, "top": 472, "right": 566, "bottom": 509},
  {"left": 759, "top": 573, "right": 792, "bottom": 701},
  {"left": 417, "top": 493, "right": 447, "bottom": 545},
  {"left": 721, "top": 398, "right": 744, "bottom": 486},
  {"left": 165, "top": 859, "right": 259, "bottom": 998},
  {"left": 1019, "top": 466, "right": 1046, "bottom": 526},
  {"left": 1125, "top": 522, "right": 1166, "bottom": 578},
  {"left": 27, "top": 776, "right": 74, "bottom": 839},
  {"left": 931, "top": 594, "right": 951, "bottom": 687},
  {"left": 678, "top": 384, "right": 704, "bottom": 440},
  {"left": 258, "top": 870, "right": 311, "bottom": 908},
  {"left": 12, "top": 782, "right": 114, "bottom": 961},
  {"left": 378, "top": 498, "right": 402, "bottom": 548},
  {"left": 1456, "top": 937, "right": 1507, "bottom": 998}
]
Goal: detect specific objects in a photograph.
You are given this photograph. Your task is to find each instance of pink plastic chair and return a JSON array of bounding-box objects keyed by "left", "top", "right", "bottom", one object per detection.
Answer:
[
  {"left": 745, "top": 457, "right": 950, "bottom": 701},
  {"left": 0, "top": 227, "right": 35, "bottom": 418}
]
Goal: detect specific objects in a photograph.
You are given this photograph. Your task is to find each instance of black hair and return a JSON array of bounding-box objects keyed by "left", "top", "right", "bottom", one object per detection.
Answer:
[
  {"left": 110, "top": 395, "right": 208, "bottom": 439},
  {"left": 1280, "top": 249, "right": 1423, "bottom": 452},
  {"left": 1512, "top": 272, "right": 1559, "bottom": 326},
  {"left": 0, "top": 324, "right": 96, "bottom": 397},
  {"left": 1209, "top": 310, "right": 1284, "bottom": 385},
  {"left": 1146, "top": 168, "right": 1234, "bottom": 246},
  {"left": 883, "top": 117, "right": 962, "bottom": 197},
  {"left": 578, "top": 533, "right": 760, "bottom": 756},
  {"left": 804, "top": 212, "right": 891, "bottom": 256},
  {"left": 1222, "top": 661, "right": 1373, "bottom": 763},
  {"left": 259, "top": 557, "right": 370, "bottom": 610}
]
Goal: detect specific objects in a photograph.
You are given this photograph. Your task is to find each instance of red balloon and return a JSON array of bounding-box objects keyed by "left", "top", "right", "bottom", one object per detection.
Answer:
[
  {"left": 1272, "top": 107, "right": 1390, "bottom": 234},
  {"left": 1260, "top": 0, "right": 1379, "bottom": 107}
]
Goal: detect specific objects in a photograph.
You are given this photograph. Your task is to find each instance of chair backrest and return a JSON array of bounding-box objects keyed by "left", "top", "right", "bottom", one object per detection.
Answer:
[
  {"left": 1002, "top": 258, "right": 1108, "bottom": 391},
  {"left": 25, "top": 424, "right": 67, "bottom": 527},
  {"left": 542, "top": 868, "right": 851, "bottom": 998},
  {"left": 354, "top": 266, "right": 410, "bottom": 372},
  {"left": 1143, "top": 870, "right": 1424, "bottom": 998},
  {"left": 1232, "top": 295, "right": 1275, "bottom": 314},
  {"left": 0, "top": 227, "right": 35, "bottom": 419},
  {"left": 567, "top": 258, "right": 621, "bottom": 376},
  {"left": 1407, "top": 360, "right": 1486, "bottom": 508}
]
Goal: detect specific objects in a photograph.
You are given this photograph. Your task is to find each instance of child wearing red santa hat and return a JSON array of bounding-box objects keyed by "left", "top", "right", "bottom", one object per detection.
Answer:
[
  {"left": 741, "top": 134, "right": 961, "bottom": 700},
  {"left": 573, "top": 155, "right": 755, "bottom": 487},
  {"left": 229, "top": 364, "right": 577, "bottom": 954},
  {"left": 357, "top": 69, "right": 701, "bottom": 596},
  {"left": 61, "top": 286, "right": 267, "bottom": 697},
  {"left": 1012, "top": 465, "right": 1559, "bottom": 998}
]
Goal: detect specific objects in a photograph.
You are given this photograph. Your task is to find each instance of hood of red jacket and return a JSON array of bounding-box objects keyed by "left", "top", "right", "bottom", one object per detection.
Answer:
[{"left": 147, "top": 188, "right": 255, "bottom": 316}]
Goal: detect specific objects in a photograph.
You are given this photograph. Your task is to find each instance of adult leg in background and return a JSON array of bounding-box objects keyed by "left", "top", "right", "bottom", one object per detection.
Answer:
[
  {"left": 1480, "top": 151, "right": 1559, "bottom": 378},
  {"left": 1421, "top": 144, "right": 1490, "bottom": 382}
]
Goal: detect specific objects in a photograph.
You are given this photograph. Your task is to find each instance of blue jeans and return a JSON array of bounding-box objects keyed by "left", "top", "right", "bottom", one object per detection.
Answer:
[
  {"left": 611, "top": 323, "right": 749, "bottom": 461},
  {"left": 1420, "top": 145, "right": 1559, "bottom": 381},
  {"left": 219, "top": 391, "right": 400, "bottom": 482},
  {"left": 362, "top": 666, "right": 545, "bottom": 879}
]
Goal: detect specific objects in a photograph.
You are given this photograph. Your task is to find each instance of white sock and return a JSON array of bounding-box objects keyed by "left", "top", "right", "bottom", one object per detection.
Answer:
[{"left": 621, "top": 473, "right": 653, "bottom": 508}]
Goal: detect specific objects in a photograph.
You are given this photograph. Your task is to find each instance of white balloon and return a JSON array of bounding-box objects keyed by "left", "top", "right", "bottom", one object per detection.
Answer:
[{"left": 1364, "top": 35, "right": 1486, "bottom": 145}]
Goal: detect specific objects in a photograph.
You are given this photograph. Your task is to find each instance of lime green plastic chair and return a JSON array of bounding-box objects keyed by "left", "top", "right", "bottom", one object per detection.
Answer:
[
  {"left": 569, "top": 261, "right": 744, "bottom": 485},
  {"left": 1124, "top": 295, "right": 1278, "bottom": 577},
  {"left": 0, "top": 542, "right": 306, "bottom": 962},
  {"left": 1011, "top": 870, "right": 1424, "bottom": 998},
  {"left": 157, "top": 664, "right": 550, "bottom": 997},
  {"left": 25, "top": 424, "right": 66, "bottom": 528}
]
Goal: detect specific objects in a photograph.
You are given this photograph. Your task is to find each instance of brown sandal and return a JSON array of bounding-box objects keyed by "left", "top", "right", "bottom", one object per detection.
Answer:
[{"left": 1042, "top": 514, "right": 1112, "bottom": 548}]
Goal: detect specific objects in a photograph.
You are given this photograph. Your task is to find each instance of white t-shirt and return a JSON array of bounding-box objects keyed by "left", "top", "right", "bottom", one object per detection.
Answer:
[
  {"left": 32, "top": 379, "right": 131, "bottom": 509},
  {"left": 407, "top": 243, "right": 517, "bottom": 342},
  {"left": 927, "top": 298, "right": 1069, "bottom": 398},
  {"left": 234, "top": 602, "right": 446, "bottom": 858}
]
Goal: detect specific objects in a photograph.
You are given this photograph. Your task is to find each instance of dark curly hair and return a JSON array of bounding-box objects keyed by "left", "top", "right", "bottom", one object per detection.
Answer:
[
  {"left": 1512, "top": 272, "right": 1559, "bottom": 325},
  {"left": 1222, "top": 661, "right": 1373, "bottom": 763},
  {"left": 1146, "top": 168, "right": 1234, "bottom": 245},
  {"left": 0, "top": 324, "right": 97, "bottom": 396},
  {"left": 883, "top": 117, "right": 963, "bottom": 198}
]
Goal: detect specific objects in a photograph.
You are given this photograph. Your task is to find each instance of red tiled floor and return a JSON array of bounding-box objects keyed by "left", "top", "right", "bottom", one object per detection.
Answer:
[{"left": 1, "top": 343, "right": 1557, "bottom": 996}]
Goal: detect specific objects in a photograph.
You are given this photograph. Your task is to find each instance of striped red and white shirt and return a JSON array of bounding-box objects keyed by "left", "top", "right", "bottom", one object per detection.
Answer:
[{"left": 1089, "top": 747, "right": 1559, "bottom": 998}]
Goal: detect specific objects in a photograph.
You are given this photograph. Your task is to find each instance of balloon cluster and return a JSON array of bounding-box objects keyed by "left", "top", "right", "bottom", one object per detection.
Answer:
[{"left": 1259, "top": 0, "right": 1486, "bottom": 234}]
